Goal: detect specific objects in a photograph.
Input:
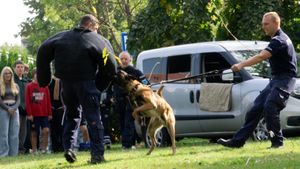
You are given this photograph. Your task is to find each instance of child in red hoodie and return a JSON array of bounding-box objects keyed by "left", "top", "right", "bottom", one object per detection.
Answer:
[{"left": 25, "top": 68, "right": 52, "bottom": 154}]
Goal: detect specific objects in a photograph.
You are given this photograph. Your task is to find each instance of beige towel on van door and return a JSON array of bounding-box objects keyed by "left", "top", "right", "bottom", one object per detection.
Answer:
[{"left": 199, "top": 83, "right": 233, "bottom": 112}]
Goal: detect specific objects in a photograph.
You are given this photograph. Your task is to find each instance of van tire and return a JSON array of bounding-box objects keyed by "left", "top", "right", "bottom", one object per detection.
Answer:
[
  {"left": 145, "top": 127, "right": 171, "bottom": 148},
  {"left": 252, "top": 118, "right": 269, "bottom": 141}
]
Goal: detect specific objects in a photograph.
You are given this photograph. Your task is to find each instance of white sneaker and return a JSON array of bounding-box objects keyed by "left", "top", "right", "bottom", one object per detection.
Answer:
[{"left": 30, "top": 150, "right": 39, "bottom": 155}]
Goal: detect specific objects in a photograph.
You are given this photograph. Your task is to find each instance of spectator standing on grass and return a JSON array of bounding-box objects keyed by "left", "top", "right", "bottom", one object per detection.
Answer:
[
  {"left": 25, "top": 68, "right": 52, "bottom": 154},
  {"left": 13, "top": 60, "right": 30, "bottom": 154},
  {"left": 0, "top": 66, "right": 20, "bottom": 157},
  {"left": 114, "top": 51, "right": 149, "bottom": 150}
]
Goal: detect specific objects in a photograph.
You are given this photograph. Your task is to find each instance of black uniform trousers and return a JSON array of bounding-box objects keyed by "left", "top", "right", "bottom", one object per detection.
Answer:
[
  {"left": 232, "top": 74, "right": 296, "bottom": 146},
  {"left": 61, "top": 80, "right": 105, "bottom": 157},
  {"left": 115, "top": 97, "right": 135, "bottom": 148}
]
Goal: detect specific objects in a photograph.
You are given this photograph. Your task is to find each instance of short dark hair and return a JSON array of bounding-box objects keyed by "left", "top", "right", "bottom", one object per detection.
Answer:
[
  {"left": 13, "top": 60, "right": 24, "bottom": 68},
  {"left": 79, "top": 14, "right": 99, "bottom": 27}
]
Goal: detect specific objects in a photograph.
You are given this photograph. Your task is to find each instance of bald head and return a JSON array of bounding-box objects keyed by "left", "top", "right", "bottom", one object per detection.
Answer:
[{"left": 119, "top": 51, "right": 132, "bottom": 68}]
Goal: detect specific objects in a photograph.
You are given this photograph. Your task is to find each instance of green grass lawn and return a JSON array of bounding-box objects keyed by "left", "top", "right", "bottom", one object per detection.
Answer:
[{"left": 1, "top": 137, "right": 300, "bottom": 169}]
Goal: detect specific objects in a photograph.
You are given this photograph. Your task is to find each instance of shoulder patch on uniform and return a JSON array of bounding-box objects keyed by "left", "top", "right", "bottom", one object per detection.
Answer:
[{"left": 102, "top": 47, "right": 109, "bottom": 65}]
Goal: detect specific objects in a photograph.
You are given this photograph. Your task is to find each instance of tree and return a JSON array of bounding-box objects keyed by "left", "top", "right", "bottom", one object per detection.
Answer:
[
  {"left": 20, "top": 0, "right": 300, "bottom": 57},
  {"left": 127, "top": 0, "right": 221, "bottom": 55},
  {"left": 20, "top": 0, "right": 148, "bottom": 55},
  {"left": 0, "top": 44, "right": 34, "bottom": 72},
  {"left": 127, "top": 0, "right": 300, "bottom": 55},
  {"left": 217, "top": 0, "right": 300, "bottom": 52},
  {"left": 19, "top": 0, "right": 149, "bottom": 139}
]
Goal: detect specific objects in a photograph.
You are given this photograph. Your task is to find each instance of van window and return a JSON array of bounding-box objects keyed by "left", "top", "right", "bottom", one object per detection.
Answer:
[
  {"left": 231, "top": 50, "right": 270, "bottom": 78},
  {"left": 201, "top": 52, "right": 231, "bottom": 83},
  {"left": 143, "top": 58, "right": 165, "bottom": 83},
  {"left": 167, "top": 55, "right": 191, "bottom": 83}
]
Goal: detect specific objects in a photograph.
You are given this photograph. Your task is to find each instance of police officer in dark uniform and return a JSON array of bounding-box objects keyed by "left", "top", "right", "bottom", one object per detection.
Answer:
[
  {"left": 114, "top": 51, "right": 149, "bottom": 149},
  {"left": 217, "top": 12, "right": 297, "bottom": 148},
  {"left": 36, "top": 14, "right": 117, "bottom": 164}
]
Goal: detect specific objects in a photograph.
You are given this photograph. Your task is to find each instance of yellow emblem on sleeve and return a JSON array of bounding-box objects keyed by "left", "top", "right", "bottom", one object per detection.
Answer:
[
  {"left": 102, "top": 47, "right": 109, "bottom": 65},
  {"left": 114, "top": 56, "right": 121, "bottom": 66}
]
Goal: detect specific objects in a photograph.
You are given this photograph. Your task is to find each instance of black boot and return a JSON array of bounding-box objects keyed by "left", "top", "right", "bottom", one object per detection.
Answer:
[
  {"left": 64, "top": 149, "right": 77, "bottom": 163},
  {"left": 217, "top": 138, "right": 243, "bottom": 148},
  {"left": 89, "top": 155, "right": 106, "bottom": 164},
  {"left": 268, "top": 142, "right": 283, "bottom": 149}
]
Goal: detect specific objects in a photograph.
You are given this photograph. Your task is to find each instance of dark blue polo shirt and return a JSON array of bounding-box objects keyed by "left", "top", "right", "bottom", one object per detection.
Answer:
[
  {"left": 123, "top": 65, "right": 150, "bottom": 85},
  {"left": 265, "top": 29, "right": 297, "bottom": 77}
]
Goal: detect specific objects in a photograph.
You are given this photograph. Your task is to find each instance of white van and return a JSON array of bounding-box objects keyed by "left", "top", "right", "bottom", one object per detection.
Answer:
[{"left": 135, "top": 40, "right": 300, "bottom": 147}]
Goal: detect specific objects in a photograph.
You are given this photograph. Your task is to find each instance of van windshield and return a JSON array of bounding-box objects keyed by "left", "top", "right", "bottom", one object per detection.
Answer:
[{"left": 230, "top": 50, "right": 270, "bottom": 78}]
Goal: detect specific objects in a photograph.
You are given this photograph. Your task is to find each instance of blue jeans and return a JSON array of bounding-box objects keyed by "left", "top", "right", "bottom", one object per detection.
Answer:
[
  {"left": 232, "top": 75, "right": 296, "bottom": 146},
  {"left": 0, "top": 109, "right": 19, "bottom": 157},
  {"left": 61, "top": 80, "right": 104, "bottom": 157}
]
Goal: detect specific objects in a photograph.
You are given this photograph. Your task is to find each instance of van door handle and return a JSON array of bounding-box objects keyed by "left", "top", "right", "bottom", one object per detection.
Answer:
[
  {"left": 190, "top": 91, "right": 194, "bottom": 103},
  {"left": 196, "top": 90, "right": 200, "bottom": 103}
]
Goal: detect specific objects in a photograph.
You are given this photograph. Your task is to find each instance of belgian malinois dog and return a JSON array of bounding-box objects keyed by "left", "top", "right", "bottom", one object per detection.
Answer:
[{"left": 115, "top": 70, "right": 176, "bottom": 155}]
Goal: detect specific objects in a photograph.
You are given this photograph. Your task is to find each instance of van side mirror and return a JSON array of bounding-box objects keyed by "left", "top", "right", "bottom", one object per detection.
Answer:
[
  {"left": 222, "top": 69, "right": 243, "bottom": 82},
  {"left": 222, "top": 69, "right": 234, "bottom": 81}
]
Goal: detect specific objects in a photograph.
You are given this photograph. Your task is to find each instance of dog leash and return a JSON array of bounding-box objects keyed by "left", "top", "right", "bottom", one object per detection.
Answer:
[{"left": 150, "top": 68, "right": 232, "bottom": 87}]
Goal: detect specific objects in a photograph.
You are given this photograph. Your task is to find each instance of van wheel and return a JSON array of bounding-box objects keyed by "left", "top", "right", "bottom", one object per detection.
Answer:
[
  {"left": 145, "top": 127, "right": 171, "bottom": 148},
  {"left": 252, "top": 118, "right": 269, "bottom": 141}
]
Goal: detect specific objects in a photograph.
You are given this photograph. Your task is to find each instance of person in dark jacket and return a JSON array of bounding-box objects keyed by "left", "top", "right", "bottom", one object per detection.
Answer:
[
  {"left": 36, "top": 14, "right": 117, "bottom": 164},
  {"left": 217, "top": 12, "right": 297, "bottom": 149},
  {"left": 13, "top": 60, "right": 30, "bottom": 154},
  {"left": 114, "top": 51, "right": 149, "bottom": 149}
]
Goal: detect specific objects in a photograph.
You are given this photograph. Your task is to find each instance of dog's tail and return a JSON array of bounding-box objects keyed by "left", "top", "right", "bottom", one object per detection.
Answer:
[{"left": 157, "top": 85, "right": 165, "bottom": 97}]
